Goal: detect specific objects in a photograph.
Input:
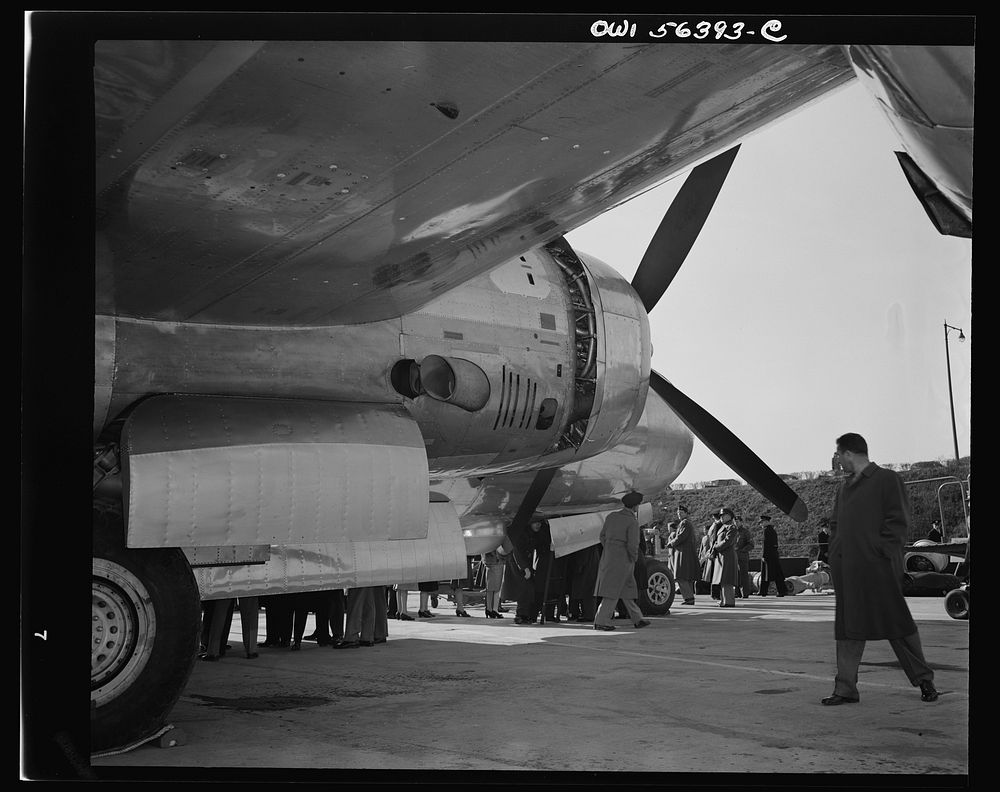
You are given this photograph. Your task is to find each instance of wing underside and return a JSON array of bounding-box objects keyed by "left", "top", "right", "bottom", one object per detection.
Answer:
[{"left": 96, "top": 41, "right": 853, "bottom": 325}]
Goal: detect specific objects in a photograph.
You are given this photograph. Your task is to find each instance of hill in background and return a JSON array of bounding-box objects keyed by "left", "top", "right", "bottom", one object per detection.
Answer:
[{"left": 650, "top": 458, "right": 970, "bottom": 559}]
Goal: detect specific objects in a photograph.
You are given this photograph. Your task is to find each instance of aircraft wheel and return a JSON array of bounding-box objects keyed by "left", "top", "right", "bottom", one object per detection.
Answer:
[
  {"left": 638, "top": 560, "right": 675, "bottom": 615},
  {"left": 91, "top": 506, "right": 201, "bottom": 752},
  {"left": 944, "top": 587, "right": 969, "bottom": 621}
]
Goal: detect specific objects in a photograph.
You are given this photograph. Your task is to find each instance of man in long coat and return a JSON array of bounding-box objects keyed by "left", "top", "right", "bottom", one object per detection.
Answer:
[
  {"left": 734, "top": 516, "right": 754, "bottom": 598},
  {"left": 666, "top": 504, "right": 700, "bottom": 605},
  {"left": 710, "top": 508, "right": 739, "bottom": 607},
  {"left": 758, "top": 517, "right": 786, "bottom": 597},
  {"left": 823, "top": 432, "right": 937, "bottom": 705},
  {"left": 593, "top": 492, "right": 651, "bottom": 631}
]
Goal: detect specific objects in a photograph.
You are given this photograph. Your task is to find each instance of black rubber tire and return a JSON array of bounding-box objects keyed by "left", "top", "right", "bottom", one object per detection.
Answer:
[
  {"left": 943, "top": 587, "right": 969, "bottom": 621},
  {"left": 637, "top": 559, "right": 675, "bottom": 615},
  {"left": 91, "top": 507, "right": 201, "bottom": 752}
]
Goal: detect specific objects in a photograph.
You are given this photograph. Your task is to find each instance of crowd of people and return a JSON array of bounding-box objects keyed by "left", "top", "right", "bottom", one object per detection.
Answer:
[
  {"left": 197, "top": 433, "right": 943, "bottom": 706},
  {"left": 197, "top": 501, "right": 822, "bottom": 659}
]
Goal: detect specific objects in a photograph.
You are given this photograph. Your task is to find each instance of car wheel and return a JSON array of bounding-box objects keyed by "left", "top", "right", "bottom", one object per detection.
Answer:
[
  {"left": 944, "top": 587, "right": 969, "bottom": 621},
  {"left": 637, "top": 559, "right": 675, "bottom": 615}
]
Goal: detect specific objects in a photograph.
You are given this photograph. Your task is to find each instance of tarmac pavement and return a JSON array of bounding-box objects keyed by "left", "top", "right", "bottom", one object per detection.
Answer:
[{"left": 90, "top": 590, "right": 970, "bottom": 780}]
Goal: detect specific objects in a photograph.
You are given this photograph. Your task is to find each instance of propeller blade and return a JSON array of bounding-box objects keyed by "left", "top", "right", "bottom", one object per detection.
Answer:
[
  {"left": 507, "top": 466, "right": 559, "bottom": 538},
  {"left": 631, "top": 145, "right": 741, "bottom": 313},
  {"left": 648, "top": 371, "right": 808, "bottom": 522}
]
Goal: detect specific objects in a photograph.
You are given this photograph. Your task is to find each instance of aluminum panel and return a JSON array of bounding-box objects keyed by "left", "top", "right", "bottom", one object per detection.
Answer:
[
  {"left": 195, "top": 502, "right": 467, "bottom": 599},
  {"left": 123, "top": 395, "right": 428, "bottom": 548},
  {"left": 549, "top": 502, "right": 652, "bottom": 559}
]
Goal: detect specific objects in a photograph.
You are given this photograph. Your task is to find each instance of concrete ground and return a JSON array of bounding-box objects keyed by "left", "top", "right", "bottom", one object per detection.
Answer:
[{"left": 91, "top": 590, "right": 969, "bottom": 780}]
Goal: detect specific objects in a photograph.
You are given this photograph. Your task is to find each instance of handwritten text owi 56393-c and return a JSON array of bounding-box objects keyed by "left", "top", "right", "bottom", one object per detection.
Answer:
[{"left": 590, "top": 18, "right": 788, "bottom": 42}]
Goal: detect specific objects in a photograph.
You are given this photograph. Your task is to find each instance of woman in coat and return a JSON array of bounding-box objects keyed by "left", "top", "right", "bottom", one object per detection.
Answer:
[
  {"left": 482, "top": 549, "right": 505, "bottom": 618},
  {"left": 710, "top": 508, "right": 739, "bottom": 607}
]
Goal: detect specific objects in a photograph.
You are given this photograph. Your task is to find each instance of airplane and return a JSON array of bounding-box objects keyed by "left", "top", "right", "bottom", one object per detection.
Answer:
[{"left": 25, "top": 30, "right": 974, "bottom": 754}]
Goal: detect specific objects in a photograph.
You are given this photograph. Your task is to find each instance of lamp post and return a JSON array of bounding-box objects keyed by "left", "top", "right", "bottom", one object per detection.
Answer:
[{"left": 943, "top": 321, "right": 965, "bottom": 464}]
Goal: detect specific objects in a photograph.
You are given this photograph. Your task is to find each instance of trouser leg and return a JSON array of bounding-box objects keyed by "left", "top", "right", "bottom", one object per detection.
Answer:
[
  {"left": 237, "top": 597, "right": 259, "bottom": 654},
  {"left": 345, "top": 588, "right": 365, "bottom": 641},
  {"left": 623, "top": 598, "right": 645, "bottom": 625},
  {"left": 834, "top": 638, "right": 866, "bottom": 699},
  {"left": 373, "top": 586, "right": 388, "bottom": 641},
  {"left": 331, "top": 590, "right": 345, "bottom": 639},
  {"left": 677, "top": 579, "right": 695, "bottom": 602},
  {"left": 206, "top": 599, "right": 231, "bottom": 657},
  {"left": 889, "top": 631, "right": 934, "bottom": 686},
  {"left": 595, "top": 597, "right": 617, "bottom": 627},
  {"left": 360, "top": 587, "right": 376, "bottom": 643},
  {"left": 720, "top": 584, "right": 735, "bottom": 606}
]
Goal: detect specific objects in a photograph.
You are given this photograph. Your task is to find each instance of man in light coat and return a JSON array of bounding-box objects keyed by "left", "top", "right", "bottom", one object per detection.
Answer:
[
  {"left": 822, "top": 432, "right": 938, "bottom": 705},
  {"left": 593, "top": 492, "right": 651, "bottom": 631},
  {"left": 666, "top": 504, "right": 700, "bottom": 605}
]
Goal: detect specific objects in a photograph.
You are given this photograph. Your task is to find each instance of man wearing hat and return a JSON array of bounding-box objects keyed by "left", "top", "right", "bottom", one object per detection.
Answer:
[
  {"left": 734, "top": 514, "right": 755, "bottom": 599},
  {"left": 711, "top": 508, "right": 739, "bottom": 607},
  {"left": 593, "top": 491, "right": 651, "bottom": 631},
  {"left": 823, "top": 432, "right": 938, "bottom": 705},
  {"left": 666, "top": 504, "right": 700, "bottom": 605}
]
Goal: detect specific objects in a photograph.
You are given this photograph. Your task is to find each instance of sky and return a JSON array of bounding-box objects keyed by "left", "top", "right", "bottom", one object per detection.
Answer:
[{"left": 566, "top": 79, "right": 972, "bottom": 484}]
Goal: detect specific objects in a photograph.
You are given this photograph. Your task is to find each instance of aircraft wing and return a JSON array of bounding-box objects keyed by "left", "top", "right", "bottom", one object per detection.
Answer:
[
  {"left": 904, "top": 540, "right": 968, "bottom": 558},
  {"left": 96, "top": 41, "right": 853, "bottom": 326}
]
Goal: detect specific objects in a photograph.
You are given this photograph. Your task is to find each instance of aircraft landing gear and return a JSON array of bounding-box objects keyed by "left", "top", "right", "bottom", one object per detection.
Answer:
[{"left": 91, "top": 505, "right": 201, "bottom": 752}]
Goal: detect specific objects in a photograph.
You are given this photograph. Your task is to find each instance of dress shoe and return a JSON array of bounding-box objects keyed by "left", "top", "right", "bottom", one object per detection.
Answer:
[
  {"left": 633, "top": 620, "right": 651, "bottom": 629},
  {"left": 333, "top": 639, "right": 360, "bottom": 649},
  {"left": 493, "top": 611, "right": 504, "bottom": 619},
  {"left": 359, "top": 640, "right": 375, "bottom": 647},
  {"left": 497, "top": 606, "right": 509, "bottom": 613},
  {"left": 374, "top": 638, "right": 387, "bottom": 644},
  {"left": 277, "top": 639, "right": 289, "bottom": 648},
  {"left": 418, "top": 610, "right": 435, "bottom": 618},
  {"left": 594, "top": 624, "right": 615, "bottom": 631},
  {"left": 681, "top": 600, "right": 696, "bottom": 605},
  {"left": 259, "top": 639, "right": 277, "bottom": 648},
  {"left": 200, "top": 654, "right": 220, "bottom": 662},
  {"left": 399, "top": 613, "right": 415, "bottom": 621},
  {"left": 316, "top": 637, "right": 332, "bottom": 646},
  {"left": 920, "top": 681, "right": 939, "bottom": 702},
  {"left": 290, "top": 641, "right": 301, "bottom": 651},
  {"left": 456, "top": 609, "right": 470, "bottom": 617},
  {"left": 244, "top": 652, "right": 259, "bottom": 660},
  {"left": 821, "top": 694, "right": 859, "bottom": 706}
]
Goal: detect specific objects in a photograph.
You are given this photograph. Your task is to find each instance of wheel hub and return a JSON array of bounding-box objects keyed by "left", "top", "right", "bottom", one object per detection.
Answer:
[
  {"left": 92, "top": 557, "right": 156, "bottom": 707},
  {"left": 646, "top": 571, "right": 671, "bottom": 606}
]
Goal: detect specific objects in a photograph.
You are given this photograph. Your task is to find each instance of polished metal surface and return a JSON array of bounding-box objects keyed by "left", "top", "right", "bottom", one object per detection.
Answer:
[
  {"left": 846, "top": 45, "right": 973, "bottom": 221},
  {"left": 95, "top": 41, "right": 852, "bottom": 326},
  {"left": 122, "top": 395, "right": 429, "bottom": 548},
  {"left": 194, "top": 502, "right": 467, "bottom": 599}
]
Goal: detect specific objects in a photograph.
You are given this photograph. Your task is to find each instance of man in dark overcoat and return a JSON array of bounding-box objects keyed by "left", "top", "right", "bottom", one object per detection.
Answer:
[
  {"left": 499, "top": 522, "right": 544, "bottom": 624},
  {"left": 667, "top": 504, "right": 700, "bottom": 605},
  {"left": 566, "top": 544, "right": 600, "bottom": 622},
  {"left": 822, "top": 432, "right": 938, "bottom": 705},
  {"left": 593, "top": 492, "right": 651, "bottom": 631},
  {"left": 758, "top": 516, "right": 785, "bottom": 597},
  {"left": 711, "top": 508, "right": 739, "bottom": 607},
  {"left": 734, "top": 515, "right": 754, "bottom": 598}
]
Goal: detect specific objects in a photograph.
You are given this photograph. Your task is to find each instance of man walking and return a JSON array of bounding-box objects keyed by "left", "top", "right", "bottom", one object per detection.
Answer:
[
  {"left": 734, "top": 514, "right": 754, "bottom": 598},
  {"left": 593, "top": 491, "right": 651, "bottom": 631},
  {"left": 822, "top": 432, "right": 938, "bottom": 705}
]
